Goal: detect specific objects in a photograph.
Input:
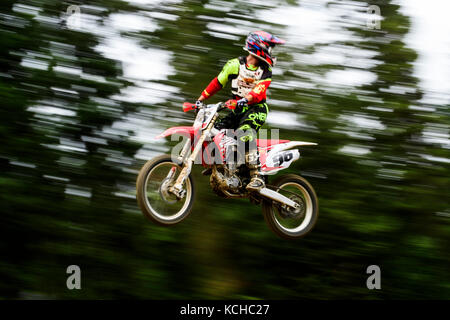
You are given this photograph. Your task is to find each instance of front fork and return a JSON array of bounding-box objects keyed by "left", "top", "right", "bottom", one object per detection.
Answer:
[{"left": 169, "top": 115, "right": 218, "bottom": 198}]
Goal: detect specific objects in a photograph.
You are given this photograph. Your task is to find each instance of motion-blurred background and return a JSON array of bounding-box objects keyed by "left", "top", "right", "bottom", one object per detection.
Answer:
[{"left": 0, "top": 0, "right": 449, "bottom": 299}]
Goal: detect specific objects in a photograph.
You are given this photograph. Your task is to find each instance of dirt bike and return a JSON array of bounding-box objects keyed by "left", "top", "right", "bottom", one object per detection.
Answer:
[{"left": 136, "top": 101, "right": 319, "bottom": 239}]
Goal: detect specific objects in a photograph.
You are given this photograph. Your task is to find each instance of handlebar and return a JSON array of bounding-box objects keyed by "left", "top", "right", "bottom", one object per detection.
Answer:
[
  {"left": 182, "top": 102, "right": 197, "bottom": 112},
  {"left": 182, "top": 101, "right": 234, "bottom": 113}
]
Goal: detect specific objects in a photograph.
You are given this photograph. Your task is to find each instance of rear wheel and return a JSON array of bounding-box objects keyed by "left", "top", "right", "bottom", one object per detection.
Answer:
[
  {"left": 136, "top": 155, "right": 195, "bottom": 225},
  {"left": 262, "top": 174, "right": 318, "bottom": 239}
]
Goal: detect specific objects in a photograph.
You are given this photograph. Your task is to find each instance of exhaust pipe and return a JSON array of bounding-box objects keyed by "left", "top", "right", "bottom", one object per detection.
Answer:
[{"left": 259, "top": 187, "right": 298, "bottom": 209}]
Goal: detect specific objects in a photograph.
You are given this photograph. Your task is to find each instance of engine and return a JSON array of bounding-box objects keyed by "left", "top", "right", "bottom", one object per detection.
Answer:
[
  {"left": 210, "top": 165, "right": 243, "bottom": 197},
  {"left": 210, "top": 136, "right": 249, "bottom": 197}
]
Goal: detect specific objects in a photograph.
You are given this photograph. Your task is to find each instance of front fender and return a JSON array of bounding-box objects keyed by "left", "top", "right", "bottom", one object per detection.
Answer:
[{"left": 156, "top": 126, "right": 195, "bottom": 139}]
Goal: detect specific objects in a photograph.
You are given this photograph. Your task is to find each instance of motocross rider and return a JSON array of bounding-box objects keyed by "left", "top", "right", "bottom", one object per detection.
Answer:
[{"left": 196, "top": 30, "right": 285, "bottom": 192}]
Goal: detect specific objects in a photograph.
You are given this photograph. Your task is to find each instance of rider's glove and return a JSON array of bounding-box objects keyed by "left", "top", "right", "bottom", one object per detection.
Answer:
[
  {"left": 236, "top": 98, "right": 248, "bottom": 112},
  {"left": 194, "top": 100, "right": 203, "bottom": 114},
  {"left": 225, "top": 99, "right": 237, "bottom": 110},
  {"left": 195, "top": 100, "right": 203, "bottom": 108}
]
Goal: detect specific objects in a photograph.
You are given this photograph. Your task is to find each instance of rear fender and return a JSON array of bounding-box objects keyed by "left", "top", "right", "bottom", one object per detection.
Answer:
[
  {"left": 267, "top": 141, "right": 317, "bottom": 154},
  {"left": 260, "top": 141, "right": 317, "bottom": 175}
]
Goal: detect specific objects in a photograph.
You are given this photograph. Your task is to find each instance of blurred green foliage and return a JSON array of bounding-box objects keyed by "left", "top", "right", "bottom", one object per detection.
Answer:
[{"left": 0, "top": 0, "right": 449, "bottom": 299}]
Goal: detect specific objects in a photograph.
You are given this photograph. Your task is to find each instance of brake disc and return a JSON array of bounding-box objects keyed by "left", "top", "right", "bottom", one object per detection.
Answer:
[{"left": 279, "top": 194, "right": 305, "bottom": 219}]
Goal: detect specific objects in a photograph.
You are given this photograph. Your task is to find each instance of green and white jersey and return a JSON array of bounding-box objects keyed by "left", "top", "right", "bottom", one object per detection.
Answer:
[{"left": 217, "top": 56, "right": 272, "bottom": 100}]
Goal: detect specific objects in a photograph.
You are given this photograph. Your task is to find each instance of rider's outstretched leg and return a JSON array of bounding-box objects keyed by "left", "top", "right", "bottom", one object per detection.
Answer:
[{"left": 235, "top": 103, "right": 268, "bottom": 192}]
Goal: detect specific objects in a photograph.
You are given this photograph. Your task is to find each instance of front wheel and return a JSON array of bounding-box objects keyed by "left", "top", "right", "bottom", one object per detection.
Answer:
[
  {"left": 136, "top": 155, "right": 195, "bottom": 225},
  {"left": 262, "top": 174, "right": 319, "bottom": 239}
]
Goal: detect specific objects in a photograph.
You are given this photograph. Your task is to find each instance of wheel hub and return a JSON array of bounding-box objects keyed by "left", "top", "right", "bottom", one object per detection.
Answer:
[
  {"left": 279, "top": 195, "right": 305, "bottom": 219},
  {"left": 158, "top": 179, "right": 178, "bottom": 204}
]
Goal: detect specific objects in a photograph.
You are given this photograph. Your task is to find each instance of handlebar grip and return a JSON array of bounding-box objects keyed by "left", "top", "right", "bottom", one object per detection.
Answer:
[
  {"left": 183, "top": 102, "right": 196, "bottom": 112},
  {"left": 224, "top": 100, "right": 236, "bottom": 110}
]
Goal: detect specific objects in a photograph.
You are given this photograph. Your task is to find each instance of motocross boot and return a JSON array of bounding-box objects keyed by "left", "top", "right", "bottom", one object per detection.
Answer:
[{"left": 245, "top": 151, "right": 265, "bottom": 192}]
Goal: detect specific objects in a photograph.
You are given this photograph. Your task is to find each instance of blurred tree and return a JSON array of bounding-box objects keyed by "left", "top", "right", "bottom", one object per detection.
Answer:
[{"left": 0, "top": 0, "right": 448, "bottom": 300}]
